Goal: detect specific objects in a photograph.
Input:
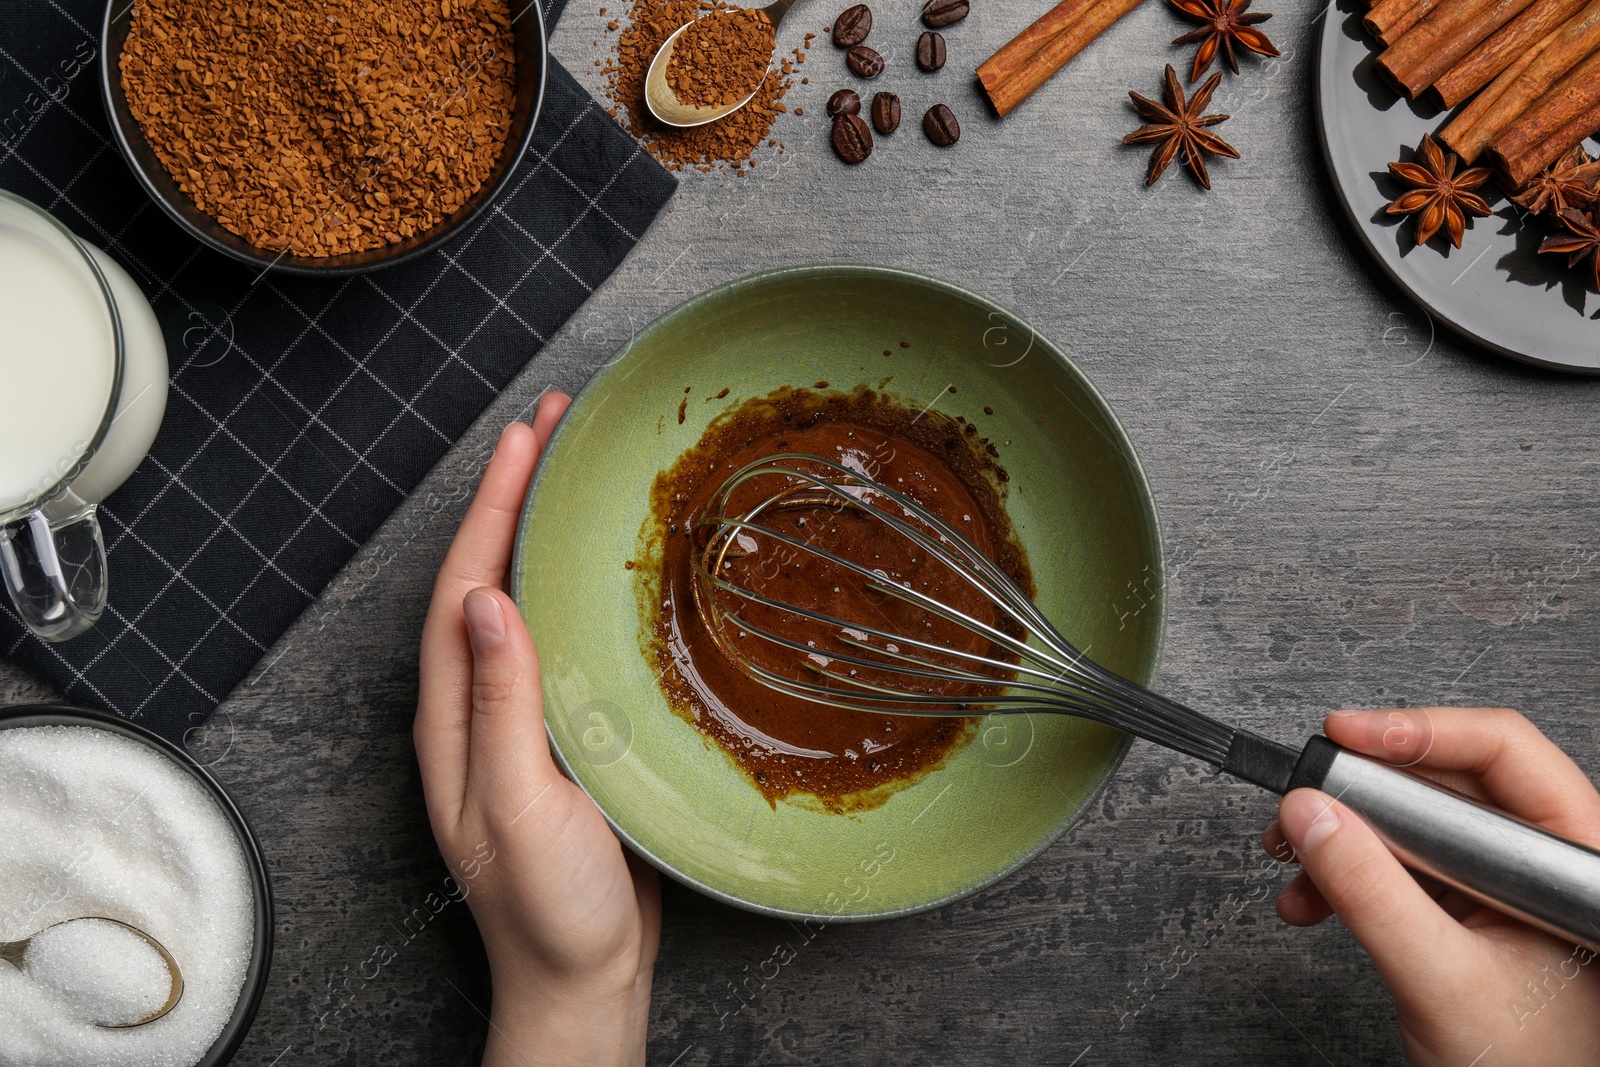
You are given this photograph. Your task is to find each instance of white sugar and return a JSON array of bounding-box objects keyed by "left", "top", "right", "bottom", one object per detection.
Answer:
[
  {"left": 27, "top": 918, "right": 172, "bottom": 1028},
  {"left": 0, "top": 726, "right": 254, "bottom": 1066}
]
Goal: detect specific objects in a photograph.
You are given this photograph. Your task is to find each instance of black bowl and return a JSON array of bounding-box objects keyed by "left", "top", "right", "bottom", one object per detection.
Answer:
[
  {"left": 0, "top": 704, "right": 273, "bottom": 1067},
  {"left": 99, "top": 3, "right": 547, "bottom": 277}
]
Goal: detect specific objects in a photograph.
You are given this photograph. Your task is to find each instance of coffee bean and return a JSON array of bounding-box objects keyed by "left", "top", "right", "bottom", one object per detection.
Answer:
[
  {"left": 827, "top": 88, "right": 861, "bottom": 116},
  {"left": 923, "top": 103, "right": 959, "bottom": 146},
  {"left": 832, "top": 4, "right": 872, "bottom": 46},
  {"left": 832, "top": 113, "right": 874, "bottom": 163},
  {"left": 921, "top": 0, "right": 968, "bottom": 26},
  {"left": 871, "top": 91, "right": 900, "bottom": 134},
  {"left": 916, "top": 30, "right": 946, "bottom": 71},
  {"left": 846, "top": 45, "right": 884, "bottom": 78}
]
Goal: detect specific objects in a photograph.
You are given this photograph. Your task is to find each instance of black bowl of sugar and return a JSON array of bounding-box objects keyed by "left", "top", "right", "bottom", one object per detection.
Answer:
[{"left": 0, "top": 704, "right": 271, "bottom": 1067}]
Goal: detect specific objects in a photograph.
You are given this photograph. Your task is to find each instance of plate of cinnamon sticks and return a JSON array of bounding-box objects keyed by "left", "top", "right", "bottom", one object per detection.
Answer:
[{"left": 1315, "top": 0, "right": 1600, "bottom": 371}]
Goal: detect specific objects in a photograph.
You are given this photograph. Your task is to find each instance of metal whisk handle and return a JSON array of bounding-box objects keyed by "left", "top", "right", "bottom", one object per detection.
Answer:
[{"left": 1262, "top": 734, "right": 1600, "bottom": 952}]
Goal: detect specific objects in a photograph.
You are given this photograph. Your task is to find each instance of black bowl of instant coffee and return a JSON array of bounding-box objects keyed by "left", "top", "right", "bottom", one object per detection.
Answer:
[{"left": 100, "top": 0, "right": 546, "bottom": 277}]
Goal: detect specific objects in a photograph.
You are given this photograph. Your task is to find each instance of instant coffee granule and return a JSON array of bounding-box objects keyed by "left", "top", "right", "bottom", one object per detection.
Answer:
[
  {"left": 120, "top": 0, "right": 516, "bottom": 258},
  {"left": 601, "top": 0, "right": 813, "bottom": 173},
  {"left": 664, "top": 8, "right": 774, "bottom": 108}
]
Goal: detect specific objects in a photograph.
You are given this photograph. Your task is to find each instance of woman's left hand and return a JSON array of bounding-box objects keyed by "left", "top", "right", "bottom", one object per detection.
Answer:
[{"left": 415, "top": 394, "right": 660, "bottom": 1066}]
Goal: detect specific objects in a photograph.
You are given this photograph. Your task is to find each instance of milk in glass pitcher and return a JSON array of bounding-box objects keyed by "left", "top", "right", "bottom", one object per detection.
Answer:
[{"left": 0, "top": 189, "right": 168, "bottom": 641}]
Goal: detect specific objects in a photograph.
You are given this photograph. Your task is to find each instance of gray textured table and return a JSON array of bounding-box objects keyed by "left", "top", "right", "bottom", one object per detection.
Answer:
[{"left": 5, "top": 0, "right": 1600, "bottom": 1062}]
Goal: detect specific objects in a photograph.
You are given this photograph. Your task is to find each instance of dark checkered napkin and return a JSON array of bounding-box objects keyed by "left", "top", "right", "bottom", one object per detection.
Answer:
[{"left": 0, "top": 0, "right": 675, "bottom": 740}]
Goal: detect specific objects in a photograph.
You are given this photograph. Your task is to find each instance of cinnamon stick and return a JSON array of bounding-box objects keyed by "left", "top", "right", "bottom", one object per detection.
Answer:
[
  {"left": 1485, "top": 47, "right": 1600, "bottom": 180},
  {"left": 977, "top": 0, "right": 1103, "bottom": 97},
  {"left": 1365, "top": 0, "right": 1436, "bottom": 46},
  {"left": 1430, "top": 0, "right": 1589, "bottom": 105},
  {"left": 1438, "top": 0, "right": 1600, "bottom": 159},
  {"left": 1438, "top": 33, "right": 1552, "bottom": 153},
  {"left": 1497, "top": 94, "right": 1600, "bottom": 184},
  {"left": 1376, "top": 0, "right": 1543, "bottom": 98},
  {"left": 980, "top": 0, "right": 1148, "bottom": 116}
]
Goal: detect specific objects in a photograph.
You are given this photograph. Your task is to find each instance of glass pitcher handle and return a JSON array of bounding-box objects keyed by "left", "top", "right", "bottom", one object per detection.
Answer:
[{"left": 0, "top": 508, "right": 108, "bottom": 642}]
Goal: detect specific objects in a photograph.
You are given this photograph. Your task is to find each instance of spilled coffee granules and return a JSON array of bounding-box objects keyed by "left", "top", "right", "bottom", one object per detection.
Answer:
[
  {"left": 120, "top": 0, "right": 516, "bottom": 257},
  {"left": 664, "top": 8, "right": 774, "bottom": 108},
  {"left": 601, "top": 0, "right": 813, "bottom": 173}
]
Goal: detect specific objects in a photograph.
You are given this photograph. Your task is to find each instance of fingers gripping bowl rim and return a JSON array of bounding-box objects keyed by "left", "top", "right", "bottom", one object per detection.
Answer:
[{"left": 510, "top": 264, "right": 1166, "bottom": 921}]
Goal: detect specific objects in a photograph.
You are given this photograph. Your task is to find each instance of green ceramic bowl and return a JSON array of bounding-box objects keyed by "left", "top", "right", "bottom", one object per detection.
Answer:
[{"left": 511, "top": 264, "right": 1165, "bottom": 921}]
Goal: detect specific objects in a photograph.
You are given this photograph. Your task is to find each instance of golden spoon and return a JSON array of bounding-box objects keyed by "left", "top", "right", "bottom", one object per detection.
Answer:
[
  {"left": 644, "top": 0, "right": 803, "bottom": 127},
  {"left": 1, "top": 917, "right": 183, "bottom": 1027}
]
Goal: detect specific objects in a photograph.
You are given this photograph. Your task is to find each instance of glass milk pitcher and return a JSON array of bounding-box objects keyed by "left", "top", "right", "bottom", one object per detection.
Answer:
[{"left": 0, "top": 189, "right": 168, "bottom": 641}]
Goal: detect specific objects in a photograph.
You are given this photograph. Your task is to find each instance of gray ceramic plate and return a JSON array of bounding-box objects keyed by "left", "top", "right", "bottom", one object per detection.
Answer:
[{"left": 1314, "top": 0, "right": 1600, "bottom": 373}]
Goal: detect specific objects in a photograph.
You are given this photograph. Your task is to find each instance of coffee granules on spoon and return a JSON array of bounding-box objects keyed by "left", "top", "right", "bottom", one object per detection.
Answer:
[
  {"left": 120, "top": 0, "right": 517, "bottom": 258},
  {"left": 600, "top": 0, "right": 812, "bottom": 173},
  {"left": 664, "top": 8, "right": 775, "bottom": 107}
]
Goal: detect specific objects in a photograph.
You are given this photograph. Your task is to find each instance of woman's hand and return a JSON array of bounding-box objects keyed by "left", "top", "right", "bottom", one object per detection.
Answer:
[
  {"left": 415, "top": 396, "right": 660, "bottom": 1067},
  {"left": 1264, "top": 707, "right": 1600, "bottom": 1067}
]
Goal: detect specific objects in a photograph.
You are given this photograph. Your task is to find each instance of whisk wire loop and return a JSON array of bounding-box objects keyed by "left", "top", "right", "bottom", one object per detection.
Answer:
[
  {"left": 712, "top": 455, "right": 1063, "bottom": 643},
  {"left": 711, "top": 584, "right": 1200, "bottom": 741},
  {"left": 693, "top": 454, "right": 1235, "bottom": 765},
  {"left": 700, "top": 516, "right": 1041, "bottom": 672},
  {"left": 717, "top": 608, "right": 1228, "bottom": 755}
]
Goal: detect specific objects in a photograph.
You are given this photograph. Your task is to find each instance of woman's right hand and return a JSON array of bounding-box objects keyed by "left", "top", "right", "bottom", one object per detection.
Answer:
[{"left": 1263, "top": 707, "right": 1600, "bottom": 1067}]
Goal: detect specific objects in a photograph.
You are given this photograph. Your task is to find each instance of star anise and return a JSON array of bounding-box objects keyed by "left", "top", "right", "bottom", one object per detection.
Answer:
[
  {"left": 1538, "top": 206, "right": 1600, "bottom": 291},
  {"left": 1512, "top": 145, "right": 1600, "bottom": 217},
  {"left": 1170, "top": 0, "right": 1279, "bottom": 82},
  {"left": 1384, "top": 134, "right": 1492, "bottom": 249},
  {"left": 1123, "top": 65, "right": 1239, "bottom": 189}
]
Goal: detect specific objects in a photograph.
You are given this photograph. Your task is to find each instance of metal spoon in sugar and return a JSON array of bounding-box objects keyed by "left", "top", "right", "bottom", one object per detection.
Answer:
[
  {"left": 1, "top": 917, "right": 183, "bottom": 1027},
  {"left": 645, "top": 0, "right": 802, "bottom": 127}
]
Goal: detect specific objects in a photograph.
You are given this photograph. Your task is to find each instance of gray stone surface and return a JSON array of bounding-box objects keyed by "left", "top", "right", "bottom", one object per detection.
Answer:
[{"left": 5, "top": 0, "right": 1600, "bottom": 1061}]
